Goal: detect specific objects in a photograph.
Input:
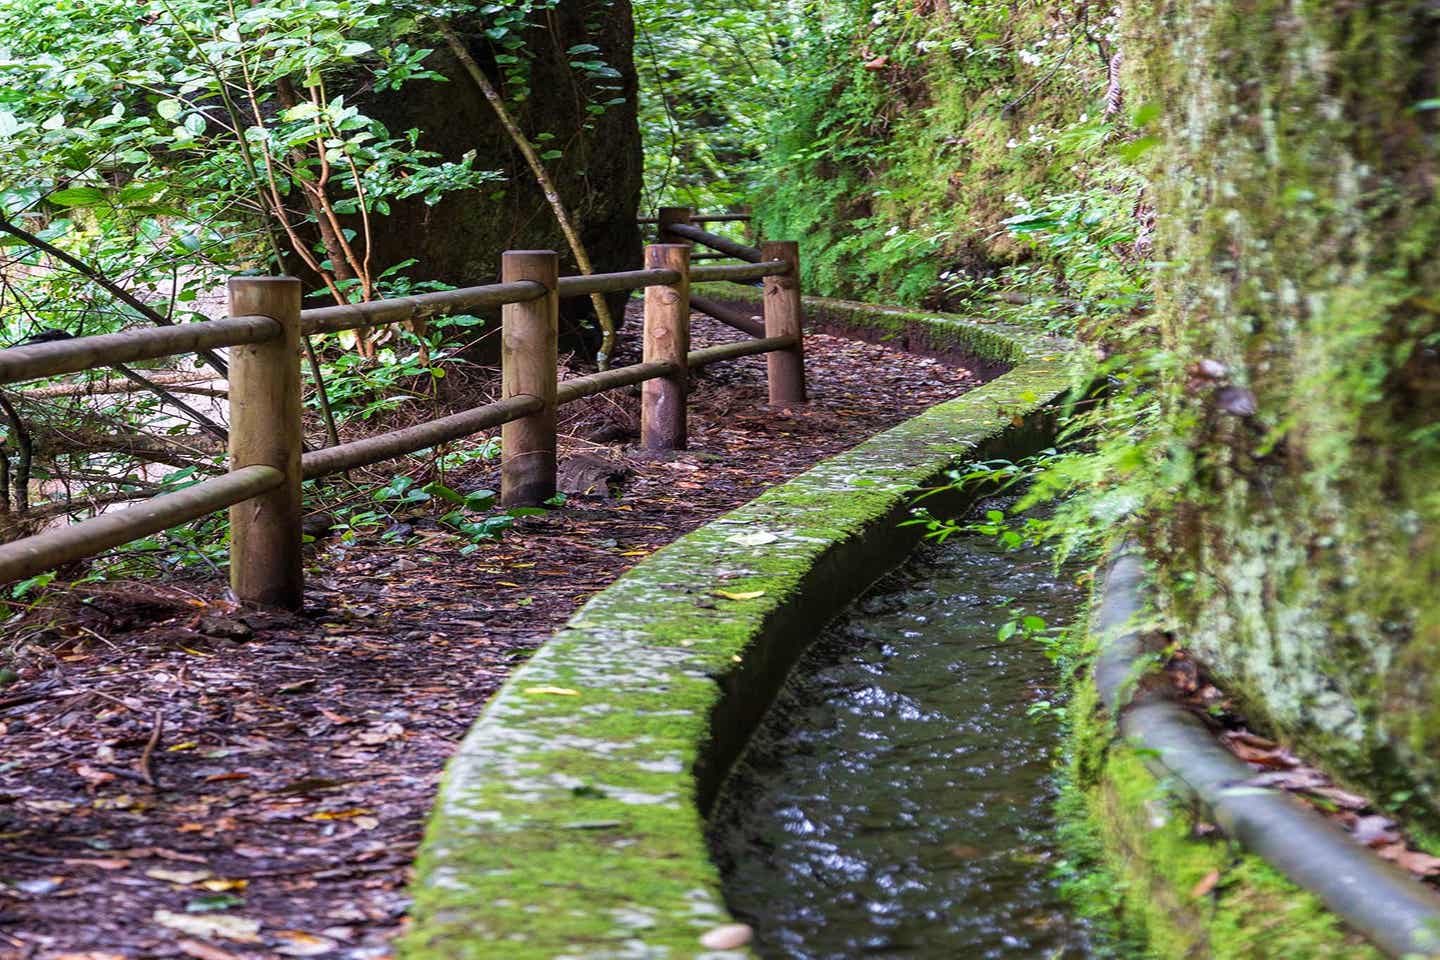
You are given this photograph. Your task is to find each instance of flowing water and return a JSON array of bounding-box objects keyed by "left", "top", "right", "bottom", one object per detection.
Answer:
[{"left": 709, "top": 532, "right": 1092, "bottom": 959}]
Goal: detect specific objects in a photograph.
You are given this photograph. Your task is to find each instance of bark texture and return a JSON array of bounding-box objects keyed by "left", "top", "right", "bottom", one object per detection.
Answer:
[{"left": 361, "top": 1, "right": 644, "bottom": 358}]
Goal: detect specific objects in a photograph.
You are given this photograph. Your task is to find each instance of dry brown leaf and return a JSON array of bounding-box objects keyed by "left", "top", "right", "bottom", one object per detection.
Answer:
[
  {"left": 1190, "top": 869, "right": 1221, "bottom": 899},
  {"left": 1377, "top": 844, "right": 1440, "bottom": 876},
  {"left": 176, "top": 940, "right": 242, "bottom": 960}
]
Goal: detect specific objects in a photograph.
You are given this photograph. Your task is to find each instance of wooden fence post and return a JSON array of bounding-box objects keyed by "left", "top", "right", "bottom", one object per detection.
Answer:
[
  {"left": 642, "top": 243, "right": 691, "bottom": 451},
  {"left": 762, "top": 241, "right": 807, "bottom": 405},
  {"left": 658, "top": 206, "right": 693, "bottom": 244},
  {"left": 501, "top": 250, "right": 559, "bottom": 507},
  {"left": 227, "top": 276, "right": 303, "bottom": 609}
]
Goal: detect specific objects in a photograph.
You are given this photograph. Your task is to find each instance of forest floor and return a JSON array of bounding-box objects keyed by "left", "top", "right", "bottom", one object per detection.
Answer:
[{"left": 0, "top": 307, "right": 985, "bottom": 959}]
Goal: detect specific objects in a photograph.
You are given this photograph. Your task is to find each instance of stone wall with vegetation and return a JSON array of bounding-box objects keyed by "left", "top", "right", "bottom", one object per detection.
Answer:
[
  {"left": 752, "top": 0, "right": 1120, "bottom": 305},
  {"left": 747, "top": 0, "right": 1440, "bottom": 816},
  {"left": 1128, "top": 1, "right": 1440, "bottom": 810}
]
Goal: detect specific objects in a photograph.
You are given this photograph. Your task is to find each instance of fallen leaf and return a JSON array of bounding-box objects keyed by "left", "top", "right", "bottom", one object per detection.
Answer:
[
  {"left": 146, "top": 867, "right": 214, "bottom": 885},
  {"left": 204, "top": 773, "right": 250, "bottom": 783},
  {"left": 176, "top": 940, "right": 241, "bottom": 960},
  {"left": 1377, "top": 844, "right": 1440, "bottom": 876},
  {"left": 273, "top": 931, "right": 339, "bottom": 957},
  {"left": 1190, "top": 869, "right": 1220, "bottom": 898},
  {"left": 726, "top": 531, "right": 779, "bottom": 546},
  {"left": 1306, "top": 785, "right": 1369, "bottom": 811},
  {"left": 524, "top": 686, "right": 581, "bottom": 697},
  {"left": 713, "top": 589, "right": 766, "bottom": 601},
  {"left": 63, "top": 857, "right": 131, "bottom": 870},
  {"left": 308, "top": 808, "right": 375, "bottom": 821},
  {"left": 167, "top": 741, "right": 199, "bottom": 752},
  {"left": 153, "top": 909, "right": 260, "bottom": 943},
  {"left": 201, "top": 878, "right": 249, "bottom": 892},
  {"left": 355, "top": 722, "right": 404, "bottom": 745}
]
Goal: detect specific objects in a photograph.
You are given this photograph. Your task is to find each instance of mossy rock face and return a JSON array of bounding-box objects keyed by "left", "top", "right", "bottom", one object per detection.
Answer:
[
  {"left": 1122, "top": 0, "right": 1440, "bottom": 813},
  {"left": 401, "top": 299, "right": 1075, "bottom": 958}
]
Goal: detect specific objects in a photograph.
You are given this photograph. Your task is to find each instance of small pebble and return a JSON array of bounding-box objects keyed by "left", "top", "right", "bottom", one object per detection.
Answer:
[{"left": 699, "top": 923, "right": 753, "bottom": 950}]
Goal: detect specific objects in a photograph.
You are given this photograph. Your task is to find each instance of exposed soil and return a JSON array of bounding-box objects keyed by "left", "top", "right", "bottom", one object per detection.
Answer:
[{"left": 0, "top": 308, "right": 986, "bottom": 959}]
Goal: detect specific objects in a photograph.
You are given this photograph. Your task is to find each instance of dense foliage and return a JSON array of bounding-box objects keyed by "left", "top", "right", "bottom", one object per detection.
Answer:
[{"left": 0, "top": 0, "right": 627, "bottom": 583}]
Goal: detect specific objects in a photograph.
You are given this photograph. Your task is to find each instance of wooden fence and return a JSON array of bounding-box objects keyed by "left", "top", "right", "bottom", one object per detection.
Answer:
[{"left": 0, "top": 211, "right": 803, "bottom": 610}]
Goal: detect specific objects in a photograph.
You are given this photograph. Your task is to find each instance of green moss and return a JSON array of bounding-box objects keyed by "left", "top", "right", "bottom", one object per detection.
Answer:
[
  {"left": 1120, "top": 0, "right": 1440, "bottom": 823},
  {"left": 692, "top": 281, "right": 1060, "bottom": 364},
  {"left": 1063, "top": 604, "right": 1386, "bottom": 959},
  {"left": 401, "top": 300, "right": 1077, "bottom": 958}
]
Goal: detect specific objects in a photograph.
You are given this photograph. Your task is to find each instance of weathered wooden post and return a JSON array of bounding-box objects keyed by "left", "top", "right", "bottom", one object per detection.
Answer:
[
  {"left": 227, "top": 276, "right": 304, "bottom": 609},
  {"left": 501, "top": 250, "right": 559, "bottom": 507},
  {"left": 762, "top": 240, "right": 807, "bottom": 405},
  {"left": 642, "top": 243, "right": 691, "bottom": 451},
  {"left": 657, "top": 206, "right": 693, "bottom": 244}
]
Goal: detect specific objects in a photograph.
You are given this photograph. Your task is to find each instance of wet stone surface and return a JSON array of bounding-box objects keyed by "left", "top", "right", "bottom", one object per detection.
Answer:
[{"left": 709, "top": 532, "right": 1091, "bottom": 959}]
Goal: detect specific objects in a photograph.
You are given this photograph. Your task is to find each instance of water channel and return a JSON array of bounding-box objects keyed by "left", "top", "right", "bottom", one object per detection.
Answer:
[{"left": 709, "top": 529, "right": 1093, "bottom": 958}]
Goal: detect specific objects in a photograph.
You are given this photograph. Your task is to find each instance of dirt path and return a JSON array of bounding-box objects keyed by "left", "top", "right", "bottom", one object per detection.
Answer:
[{"left": 0, "top": 311, "right": 985, "bottom": 959}]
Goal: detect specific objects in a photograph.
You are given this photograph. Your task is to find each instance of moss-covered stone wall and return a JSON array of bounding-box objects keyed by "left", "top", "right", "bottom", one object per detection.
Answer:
[
  {"left": 754, "top": 1, "right": 1118, "bottom": 305},
  {"left": 1126, "top": 2, "right": 1440, "bottom": 809}
]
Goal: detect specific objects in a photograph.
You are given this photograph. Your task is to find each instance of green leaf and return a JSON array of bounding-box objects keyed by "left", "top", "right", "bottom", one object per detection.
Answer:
[
  {"left": 156, "top": 99, "right": 184, "bottom": 121},
  {"left": 50, "top": 186, "right": 107, "bottom": 207}
]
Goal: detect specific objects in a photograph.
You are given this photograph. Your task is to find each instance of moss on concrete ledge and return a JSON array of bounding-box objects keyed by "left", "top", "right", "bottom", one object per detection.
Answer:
[
  {"left": 401, "top": 302, "right": 1074, "bottom": 958},
  {"left": 692, "top": 280, "right": 1042, "bottom": 368}
]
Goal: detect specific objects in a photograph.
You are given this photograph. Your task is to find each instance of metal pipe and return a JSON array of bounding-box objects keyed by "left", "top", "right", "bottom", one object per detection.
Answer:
[{"left": 1094, "top": 548, "right": 1440, "bottom": 959}]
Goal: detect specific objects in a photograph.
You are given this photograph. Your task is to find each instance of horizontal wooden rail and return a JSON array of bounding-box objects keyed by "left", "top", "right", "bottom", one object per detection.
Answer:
[
  {"left": 556, "top": 360, "right": 678, "bottom": 405},
  {"left": 0, "top": 316, "right": 281, "bottom": 387},
  {"left": 690, "top": 296, "right": 764, "bottom": 338},
  {"left": 638, "top": 214, "right": 751, "bottom": 225},
  {"left": 556, "top": 269, "right": 682, "bottom": 299},
  {"left": 0, "top": 239, "right": 807, "bottom": 608},
  {"left": 0, "top": 465, "right": 284, "bottom": 586},
  {"left": 687, "top": 335, "right": 797, "bottom": 370},
  {"left": 689, "top": 260, "right": 790, "bottom": 283},
  {"left": 665, "top": 223, "right": 763, "bottom": 264},
  {"left": 301, "top": 394, "right": 545, "bottom": 480},
  {"left": 300, "top": 281, "right": 546, "bottom": 336}
]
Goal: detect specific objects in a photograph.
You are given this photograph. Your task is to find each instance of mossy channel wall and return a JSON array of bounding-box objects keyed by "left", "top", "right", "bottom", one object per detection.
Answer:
[{"left": 399, "top": 286, "right": 1073, "bottom": 958}]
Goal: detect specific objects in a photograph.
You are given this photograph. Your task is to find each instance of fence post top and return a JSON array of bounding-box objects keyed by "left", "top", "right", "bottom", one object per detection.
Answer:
[
  {"left": 646, "top": 243, "right": 692, "bottom": 253},
  {"left": 227, "top": 275, "right": 300, "bottom": 288},
  {"left": 502, "top": 249, "right": 560, "bottom": 259}
]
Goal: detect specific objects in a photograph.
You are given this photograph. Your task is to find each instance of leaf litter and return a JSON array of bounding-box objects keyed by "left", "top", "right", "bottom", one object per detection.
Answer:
[{"left": 0, "top": 309, "right": 984, "bottom": 957}]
